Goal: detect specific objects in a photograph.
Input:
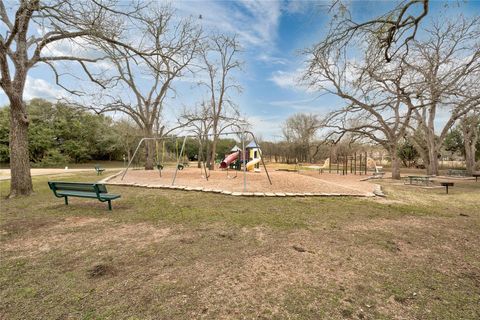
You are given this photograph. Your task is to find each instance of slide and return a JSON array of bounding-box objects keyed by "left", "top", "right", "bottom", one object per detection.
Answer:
[
  {"left": 246, "top": 158, "right": 261, "bottom": 171},
  {"left": 220, "top": 152, "right": 239, "bottom": 169}
]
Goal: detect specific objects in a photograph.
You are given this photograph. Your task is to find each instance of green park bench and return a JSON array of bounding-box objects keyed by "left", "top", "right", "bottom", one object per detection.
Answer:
[
  {"left": 404, "top": 175, "right": 432, "bottom": 186},
  {"left": 95, "top": 164, "right": 105, "bottom": 175},
  {"left": 48, "top": 181, "right": 121, "bottom": 210}
]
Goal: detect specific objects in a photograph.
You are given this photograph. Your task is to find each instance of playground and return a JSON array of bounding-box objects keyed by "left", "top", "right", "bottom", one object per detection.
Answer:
[
  {"left": 112, "top": 135, "right": 382, "bottom": 196},
  {"left": 110, "top": 167, "right": 378, "bottom": 196}
]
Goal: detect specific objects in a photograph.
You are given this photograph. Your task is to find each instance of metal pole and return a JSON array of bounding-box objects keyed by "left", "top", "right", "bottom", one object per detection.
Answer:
[
  {"left": 171, "top": 136, "right": 187, "bottom": 186},
  {"left": 248, "top": 131, "right": 272, "bottom": 185},
  {"left": 121, "top": 138, "right": 146, "bottom": 180},
  {"left": 242, "top": 132, "right": 247, "bottom": 192}
]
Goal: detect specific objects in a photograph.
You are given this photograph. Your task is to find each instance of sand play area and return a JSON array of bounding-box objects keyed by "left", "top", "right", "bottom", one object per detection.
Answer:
[{"left": 108, "top": 167, "right": 378, "bottom": 196}]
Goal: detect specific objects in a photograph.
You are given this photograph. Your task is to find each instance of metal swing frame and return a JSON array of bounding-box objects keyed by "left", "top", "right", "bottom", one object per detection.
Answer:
[{"left": 121, "top": 130, "right": 272, "bottom": 192}]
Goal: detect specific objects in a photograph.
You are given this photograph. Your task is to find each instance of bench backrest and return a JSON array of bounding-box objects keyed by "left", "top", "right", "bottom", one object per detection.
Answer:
[{"left": 48, "top": 181, "right": 108, "bottom": 194}]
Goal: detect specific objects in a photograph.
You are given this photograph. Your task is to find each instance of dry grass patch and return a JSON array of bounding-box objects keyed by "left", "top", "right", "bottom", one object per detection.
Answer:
[{"left": 0, "top": 173, "right": 479, "bottom": 319}]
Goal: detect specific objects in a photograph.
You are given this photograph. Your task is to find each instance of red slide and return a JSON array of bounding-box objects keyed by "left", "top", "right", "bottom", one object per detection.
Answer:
[{"left": 220, "top": 152, "right": 239, "bottom": 169}]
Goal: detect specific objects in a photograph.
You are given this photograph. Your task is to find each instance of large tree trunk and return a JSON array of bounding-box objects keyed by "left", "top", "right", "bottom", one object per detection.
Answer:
[
  {"left": 464, "top": 143, "right": 476, "bottom": 175},
  {"left": 209, "top": 129, "right": 218, "bottom": 171},
  {"left": 426, "top": 146, "right": 439, "bottom": 176},
  {"left": 8, "top": 96, "right": 33, "bottom": 197},
  {"left": 390, "top": 147, "right": 401, "bottom": 180},
  {"left": 197, "top": 140, "right": 203, "bottom": 169},
  {"left": 423, "top": 129, "right": 439, "bottom": 175},
  {"left": 462, "top": 115, "right": 480, "bottom": 175},
  {"left": 144, "top": 127, "right": 154, "bottom": 170}
]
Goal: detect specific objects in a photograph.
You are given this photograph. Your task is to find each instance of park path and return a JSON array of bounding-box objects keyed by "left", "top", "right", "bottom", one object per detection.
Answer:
[{"left": 0, "top": 168, "right": 123, "bottom": 181}]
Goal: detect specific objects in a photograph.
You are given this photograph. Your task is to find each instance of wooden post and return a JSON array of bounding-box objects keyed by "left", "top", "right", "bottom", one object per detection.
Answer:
[
  {"left": 365, "top": 152, "right": 368, "bottom": 175},
  {"left": 354, "top": 152, "right": 357, "bottom": 175},
  {"left": 359, "top": 154, "right": 362, "bottom": 175}
]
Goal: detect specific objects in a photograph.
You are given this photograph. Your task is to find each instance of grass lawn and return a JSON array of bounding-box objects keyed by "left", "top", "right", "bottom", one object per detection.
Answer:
[{"left": 1, "top": 172, "right": 479, "bottom": 319}]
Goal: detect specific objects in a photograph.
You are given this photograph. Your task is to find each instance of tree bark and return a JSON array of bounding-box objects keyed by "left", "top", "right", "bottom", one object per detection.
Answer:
[
  {"left": 462, "top": 115, "right": 480, "bottom": 175},
  {"left": 426, "top": 142, "right": 439, "bottom": 176},
  {"left": 144, "top": 127, "right": 154, "bottom": 170},
  {"left": 390, "top": 150, "right": 401, "bottom": 180},
  {"left": 464, "top": 143, "right": 476, "bottom": 175},
  {"left": 209, "top": 123, "right": 218, "bottom": 170},
  {"left": 8, "top": 96, "right": 33, "bottom": 197}
]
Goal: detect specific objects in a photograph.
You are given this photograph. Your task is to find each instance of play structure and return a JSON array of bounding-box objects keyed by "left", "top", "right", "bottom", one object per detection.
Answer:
[
  {"left": 114, "top": 133, "right": 380, "bottom": 196},
  {"left": 317, "top": 153, "right": 380, "bottom": 175},
  {"left": 121, "top": 131, "right": 271, "bottom": 192},
  {"left": 220, "top": 141, "right": 262, "bottom": 172}
]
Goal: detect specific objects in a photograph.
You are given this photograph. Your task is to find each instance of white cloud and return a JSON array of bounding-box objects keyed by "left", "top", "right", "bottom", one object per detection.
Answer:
[
  {"left": 269, "top": 70, "right": 298, "bottom": 89},
  {"left": 269, "top": 68, "right": 314, "bottom": 92},
  {"left": 257, "top": 53, "right": 288, "bottom": 65},
  {"left": 24, "top": 76, "right": 64, "bottom": 101},
  {"left": 246, "top": 115, "right": 285, "bottom": 139},
  {"left": 283, "top": 0, "right": 316, "bottom": 14},
  {"left": 173, "top": 0, "right": 282, "bottom": 48},
  {"left": 268, "top": 97, "right": 321, "bottom": 112}
]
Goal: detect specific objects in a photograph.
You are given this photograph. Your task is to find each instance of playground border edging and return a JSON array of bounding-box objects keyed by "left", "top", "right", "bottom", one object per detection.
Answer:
[{"left": 101, "top": 171, "right": 377, "bottom": 198}]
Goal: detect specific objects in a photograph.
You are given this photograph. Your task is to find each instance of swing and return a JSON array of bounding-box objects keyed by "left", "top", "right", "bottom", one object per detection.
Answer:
[
  {"left": 197, "top": 136, "right": 210, "bottom": 180},
  {"left": 226, "top": 151, "right": 240, "bottom": 179},
  {"left": 155, "top": 140, "right": 164, "bottom": 177}
]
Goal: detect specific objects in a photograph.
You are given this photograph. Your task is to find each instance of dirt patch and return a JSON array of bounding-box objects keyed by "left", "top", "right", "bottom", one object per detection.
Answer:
[
  {"left": 87, "top": 264, "right": 116, "bottom": 278},
  {"left": 1, "top": 218, "right": 172, "bottom": 259}
]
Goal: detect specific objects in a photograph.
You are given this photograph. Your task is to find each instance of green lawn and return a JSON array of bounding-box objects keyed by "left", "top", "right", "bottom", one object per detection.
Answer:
[{"left": 1, "top": 173, "right": 479, "bottom": 319}]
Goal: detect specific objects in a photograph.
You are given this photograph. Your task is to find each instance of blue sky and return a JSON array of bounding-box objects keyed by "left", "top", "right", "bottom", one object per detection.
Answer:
[{"left": 1, "top": 0, "right": 479, "bottom": 139}]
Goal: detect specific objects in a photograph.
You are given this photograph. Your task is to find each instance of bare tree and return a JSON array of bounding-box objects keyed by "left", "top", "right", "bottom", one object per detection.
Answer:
[
  {"left": 303, "top": 31, "right": 419, "bottom": 178},
  {"left": 180, "top": 98, "right": 246, "bottom": 169},
  {"left": 405, "top": 17, "right": 480, "bottom": 175},
  {"left": 0, "top": 0, "right": 152, "bottom": 197},
  {"left": 305, "top": 12, "right": 479, "bottom": 178},
  {"left": 199, "top": 34, "right": 242, "bottom": 169},
  {"left": 460, "top": 110, "right": 480, "bottom": 175},
  {"left": 325, "top": 0, "right": 429, "bottom": 62},
  {"left": 282, "top": 113, "right": 320, "bottom": 163},
  {"left": 179, "top": 102, "right": 213, "bottom": 169},
  {"left": 95, "top": 6, "right": 201, "bottom": 170}
]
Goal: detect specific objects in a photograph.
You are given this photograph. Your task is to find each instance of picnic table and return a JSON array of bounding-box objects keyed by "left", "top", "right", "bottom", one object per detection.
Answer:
[
  {"left": 440, "top": 182, "right": 454, "bottom": 194},
  {"left": 447, "top": 169, "right": 467, "bottom": 177},
  {"left": 404, "top": 175, "right": 432, "bottom": 186}
]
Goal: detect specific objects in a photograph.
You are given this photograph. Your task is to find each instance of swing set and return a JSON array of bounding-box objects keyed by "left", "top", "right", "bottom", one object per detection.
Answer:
[
  {"left": 154, "top": 139, "right": 189, "bottom": 177},
  {"left": 121, "top": 131, "right": 272, "bottom": 192}
]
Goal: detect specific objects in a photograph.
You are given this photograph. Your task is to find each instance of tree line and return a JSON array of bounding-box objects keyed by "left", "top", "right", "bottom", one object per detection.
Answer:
[
  {"left": 0, "top": 1, "right": 243, "bottom": 197},
  {"left": 0, "top": 98, "right": 241, "bottom": 168},
  {"left": 1, "top": 0, "right": 479, "bottom": 198},
  {"left": 297, "top": 2, "right": 480, "bottom": 179},
  {"left": 266, "top": 110, "right": 479, "bottom": 171}
]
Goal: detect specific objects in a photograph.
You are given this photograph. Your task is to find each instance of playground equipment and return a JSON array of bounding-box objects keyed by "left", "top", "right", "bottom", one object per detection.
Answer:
[
  {"left": 220, "top": 150, "right": 240, "bottom": 169},
  {"left": 320, "top": 152, "right": 369, "bottom": 175},
  {"left": 121, "top": 131, "right": 272, "bottom": 192},
  {"left": 246, "top": 158, "right": 261, "bottom": 171},
  {"left": 220, "top": 140, "right": 263, "bottom": 173}
]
